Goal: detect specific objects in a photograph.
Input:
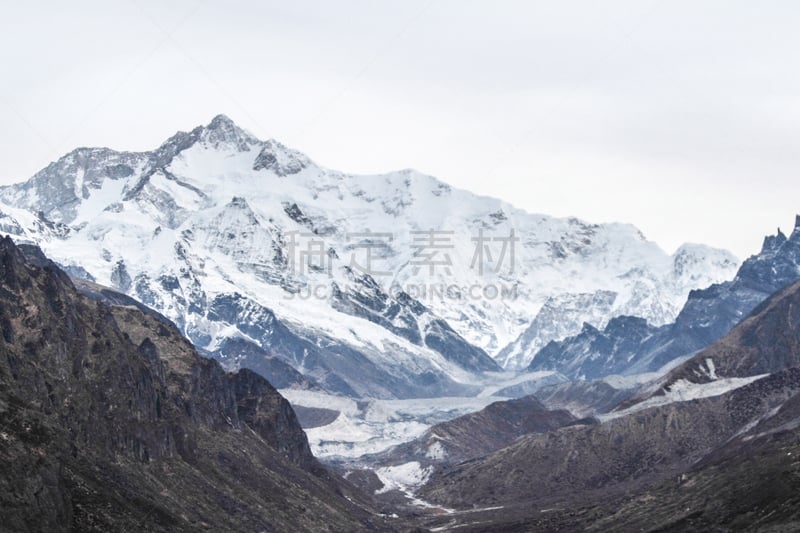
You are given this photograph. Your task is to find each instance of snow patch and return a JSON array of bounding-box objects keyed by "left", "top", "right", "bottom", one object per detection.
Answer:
[
  {"left": 704, "top": 357, "right": 718, "bottom": 380},
  {"left": 375, "top": 461, "right": 433, "bottom": 494},
  {"left": 600, "top": 374, "right": 769, "bottom": 421},
  {"left": 425, "top": 440, "right": 448, "bottom": 460}
]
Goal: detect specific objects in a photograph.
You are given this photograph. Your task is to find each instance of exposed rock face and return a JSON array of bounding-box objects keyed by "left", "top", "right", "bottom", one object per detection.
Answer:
[
  {"left": 0, "top": 237, "right": 384, "bottom": 532},
  {"left": 529, "top": 221, "right": 800, "bottom": 380},
  {"left": 330, "top": 269, "right": 499, "bottom": 373},
  {"left": 530, "top": 315, "right": 662, "bottom": 380},
  {"left": 253, "top": 139, "right": 310, "bottom": 176}
]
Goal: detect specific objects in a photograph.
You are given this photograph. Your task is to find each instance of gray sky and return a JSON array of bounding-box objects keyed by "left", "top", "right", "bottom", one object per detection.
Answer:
[{"left": 2, "top": 1, "right": 799, "bottom": 258}]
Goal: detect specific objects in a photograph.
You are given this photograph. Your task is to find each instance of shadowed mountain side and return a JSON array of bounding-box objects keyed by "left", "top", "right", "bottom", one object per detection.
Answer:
[
  {"left": 0, "top": 237, "right": 389, "bottom": 532},
  {"left": 360, "top": 395, "right": 576, "bottom": 471},
  {"left": 421, "top": 368, "right": 800, "bottom": 509}
]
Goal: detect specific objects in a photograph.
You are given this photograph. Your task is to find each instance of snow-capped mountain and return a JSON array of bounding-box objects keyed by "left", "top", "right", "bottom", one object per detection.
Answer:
[
  {"left": 0, "top": 115, "right": 738, "bottom": 395},
  {"left": 528, "top": 219, "right": 800, "bottom": 380},
  {"left": 489, "top": 243, "right": 738, "bottom": 369}
]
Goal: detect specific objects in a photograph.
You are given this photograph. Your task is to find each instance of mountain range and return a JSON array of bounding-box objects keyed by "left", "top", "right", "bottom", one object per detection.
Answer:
[
  {"left": 3, "top": 115, "right": 800, "bottom": 531},
  {"left": 529, "top": 219, "right": 800, "bottom": 380},
  {"left": 0, "top": 115, "right": 738, "bottom": 399}
]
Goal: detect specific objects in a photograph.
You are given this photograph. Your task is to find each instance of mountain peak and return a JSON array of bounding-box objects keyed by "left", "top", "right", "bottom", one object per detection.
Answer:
[
  {"left": 782, "top": 214, "right": 800, "bottom": 243},
  {"left": 762, "top": 228, "right": 788, "bottom": 253},
  {"left": 208, "top": 113, "right": 237, "bottom": 129},
  {"left": 199, "top": 114, "right": 260, "bottom": 151}
]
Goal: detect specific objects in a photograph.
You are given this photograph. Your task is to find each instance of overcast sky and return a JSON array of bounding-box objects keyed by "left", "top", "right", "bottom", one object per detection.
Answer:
[{"left": 2, "top": 1, "right": 799, "bottom": 258}]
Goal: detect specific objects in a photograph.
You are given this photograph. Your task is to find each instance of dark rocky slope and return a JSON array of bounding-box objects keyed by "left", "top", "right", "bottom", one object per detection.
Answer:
[
  {"left": 418, "top": 367, "right": 800, "bottom": 531},
  {"left": 419, "top": 279, "right": 800, "bottom": 531},
  {"left": 534, "top": 378, "right": 639, "bottom": 417},
  {"left": 370, "top": 396, "right": 575, "bottom": 468},
  {"left": 580, "top": 414, "right": 800, "bottom": 532},
  {"left": 0, "top": 237, "right": 386, "bottom": 532},
  {"left": 418, "top": 414, "right": 800, "bottom": 533}
]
